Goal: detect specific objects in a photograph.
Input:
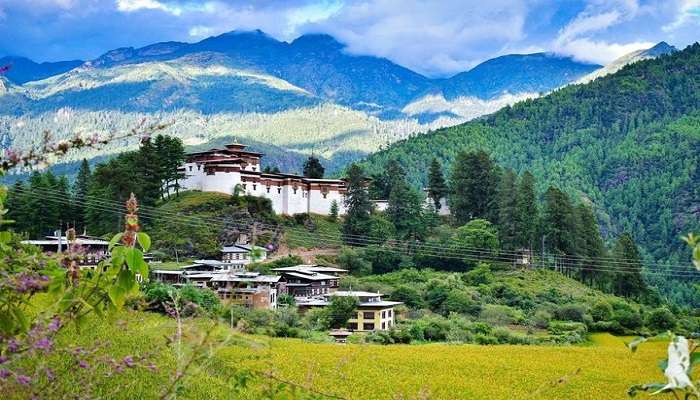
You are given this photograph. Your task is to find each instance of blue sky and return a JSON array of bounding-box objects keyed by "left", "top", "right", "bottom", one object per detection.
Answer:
[{"left": 0, "top": 0, "right": 698, "bottom": 77}]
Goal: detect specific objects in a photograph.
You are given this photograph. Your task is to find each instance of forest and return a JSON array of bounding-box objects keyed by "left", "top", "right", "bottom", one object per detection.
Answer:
[{"left": 361, "top": 44, "right": 700, "bottom": 304}]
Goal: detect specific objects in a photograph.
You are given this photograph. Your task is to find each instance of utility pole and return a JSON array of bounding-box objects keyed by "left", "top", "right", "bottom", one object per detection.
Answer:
[{"left": 540, "top": 234, "right": 547, "bottom": 270}]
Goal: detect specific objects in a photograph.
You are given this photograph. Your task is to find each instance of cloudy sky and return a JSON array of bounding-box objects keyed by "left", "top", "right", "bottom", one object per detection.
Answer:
[{"left": 0, "top": 0, "right": 698, "bottom": 77}]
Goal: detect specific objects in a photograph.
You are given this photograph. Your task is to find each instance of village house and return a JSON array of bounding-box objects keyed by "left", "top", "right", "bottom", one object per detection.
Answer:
[
  {"left": 271, "top": 264, "right": 347, "bottom": 297},
  {"left": 297, "top": 291, "right": 402, "bottom": 332},
  {"left": 22, "top": 233, "right": 109, "bottom": 269},
  {"left": 221, "top": 243, "right": 268, "bottom": 265},
  {"left": 210, "top": 271, "right": 283, "bottom": 310},
  {"left": 179, "top": 143, "right": 349, "bottom": 216}
]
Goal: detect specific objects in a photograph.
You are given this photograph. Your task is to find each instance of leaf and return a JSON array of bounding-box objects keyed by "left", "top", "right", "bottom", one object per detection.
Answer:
[
  {"left": 125, "top": 248, "right": 145, "bottom": 275},
  {"left": 137, "top": 232, "right": 151, "bottom": 252},
  {"left": 111, "top": 246, "right": 125, "bottom": 269},
  {"left": 109, "top": 233, "right": 124, "bottom": 251},
  {"left": 108, "top": 285, "right": 126, "bottom": 308}
]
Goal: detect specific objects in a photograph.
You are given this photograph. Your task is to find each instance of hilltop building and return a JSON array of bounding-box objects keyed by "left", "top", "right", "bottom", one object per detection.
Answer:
[{"left": 179, "top": 143, "right": 348, "bottom": 216}]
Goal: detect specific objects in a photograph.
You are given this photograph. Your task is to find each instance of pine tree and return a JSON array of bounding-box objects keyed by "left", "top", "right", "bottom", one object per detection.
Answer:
[
  {"left": 541, "top": 186, "right": 578, "bottom": 274},
  {"left": 427, "top": 158, "right": 448, "bottom": 210},
  {"left": 73, "top": 159, "right": 91, "bottom": 231},
  {"left": 342, "top": 164, "right": 372, "bottom": 245},
  {"left": 328, "top": 200, "right": 339, "bottom": 222},
  {"left": 515, "top": 171, "right": 538, "bottom": 249},
  {"left": 611, "top": 233, "right": 647, "bottom": 299},
  {"left": 575, "top": 203, "right": 606, "bottom": 287},
  {"left": 137, "top": 138, "right": 162, "bottom": 206},
  {"left": 496, "top": 169, "right": 518, "bottom": 250},
  {"left": 369, "top": 160, "right": 406, "bottom": 200},
  {"left": 6, "top": 181, "right": 27, "bottom": 233},
  {"left": 303, "top": 155, "right": 325, "bottom": 179},
  {"left": 448, "top": 150, "right": 499, "bottom": 225},
  {"left": 155, "top": 135, "right": 186, "bottom": 198},
  {"left": 387, "top": 175, "right": 425, "bottom": 240}
]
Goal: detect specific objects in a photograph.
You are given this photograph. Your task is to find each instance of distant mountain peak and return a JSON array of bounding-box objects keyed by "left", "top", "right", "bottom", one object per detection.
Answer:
[
  {"left": 642, "top": 41, "right": 677, "bottom": 57},
  {"left": 290, "top": 33, "right": 344, "bottom": 50}
]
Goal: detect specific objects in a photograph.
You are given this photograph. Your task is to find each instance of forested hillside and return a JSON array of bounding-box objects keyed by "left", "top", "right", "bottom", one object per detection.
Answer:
[{"left": 361, "top": 43, "right": 700, "bottom": 266}]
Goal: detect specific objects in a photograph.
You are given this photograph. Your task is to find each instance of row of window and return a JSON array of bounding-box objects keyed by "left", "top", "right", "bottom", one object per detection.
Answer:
[{"left": 357, "top": 309, "right": 393, "bottom": 320}]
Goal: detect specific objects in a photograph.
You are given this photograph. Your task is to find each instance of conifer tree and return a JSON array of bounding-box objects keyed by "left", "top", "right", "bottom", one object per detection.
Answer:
[
  {"left": 137, "top": 138, "right": 162, "bottom": 207},
  {"left": 342, "top": 164, "right": 372, "bottom": 245},
  {"left": 387, "top": 174, "right": 425, "bottom": 240},
  {"left": 611, "top": 233, "right": 647, "bottom": 299},
  {"left": 448, "top": 150, "right": 499, "bottom": 225},
  {"left": 328, "top": 200, "right": 339, "bottom": 222},
  {"left": 575, "top": 203, "right": 606, "bottom": 287},
  {"left": 155, "top": 135, "right": 186, "bottom": 198},
  {"left": 514, "top": 171, "right": 538, "bottom": 249},
  {"left": 541, "top": 186, "right": 578, "bottom": 262},
  {"left": 427, "top": 158, "right": 448, "bottom": 210},
  {"left": 303, "top": 155, "right": 325, "bottom": 179},
  {"left": 73, "top": 159, "right": 91, "bottom": 231},
  {"left": 496, "top": 169, "right": 518, "bottom": 250}
]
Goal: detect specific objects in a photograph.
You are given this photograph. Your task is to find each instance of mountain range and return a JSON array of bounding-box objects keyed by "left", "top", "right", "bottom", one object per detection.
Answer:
[{"left": 0, "top": 30, "right": 673, "bottom": 175}]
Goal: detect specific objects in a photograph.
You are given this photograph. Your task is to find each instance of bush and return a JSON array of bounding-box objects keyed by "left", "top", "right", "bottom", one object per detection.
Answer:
[
  {"left": 553, "top": 304, "right": 590, "bottom": 323},
  {"left": 531, "top": 310, "right": 552, "bottom": 329},
  {"left": 479, "top": 304, "right": 524, "bottom": 326},
  {"left": 591, "top": 300, "right": 614, "bottom": 322},
  {"left": 337, "top": 247, "right": 372, "bottom": 275},
  {"left": 390, "top": 285, "right": 425, "bottom": 309},
  {"left": 548, "top": 321, "right": 588, "bottom": 343},
  {"left": 645, "top": 308, "right": 677, "bottom": 332},
  {"left": 441, "top": 289, "right": 480, "bottom": 316},
  {"left": 613, "top": 309, "right": 643, "bottom": 331},
  {"left": 463, "top": 263, "right": 494, "bottom": 286}
]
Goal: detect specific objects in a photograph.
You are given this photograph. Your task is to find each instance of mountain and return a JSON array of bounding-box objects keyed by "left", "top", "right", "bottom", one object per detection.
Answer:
[
  {"left": 576, "top": 41, "right": 677, "bottom": 84},
  {"left": 361, "top": 43, "right": 700, "bottom": 269},
  {"left": 0, "top": 30, "right": 627, "bottom": 176},
  {"left": 0, "top": 56, "right": 83, "bottom": 84},
  {"left": 442, "top": 52, "right": 600, "bottom": 100}
]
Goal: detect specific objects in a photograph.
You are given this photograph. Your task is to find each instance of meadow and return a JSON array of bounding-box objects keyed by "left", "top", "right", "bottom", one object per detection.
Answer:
[{"left": 47, "top": 310, "right": 668, "bottom": 400}]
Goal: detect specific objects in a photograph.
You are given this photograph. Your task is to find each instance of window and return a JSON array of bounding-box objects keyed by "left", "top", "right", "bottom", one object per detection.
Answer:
[
  {"left": 188, "top": 166, "right": 192, "bottom": 171},
  {"left": 388, "top": 309, "right": 392, "bottom": 318},
  {"left": 266, "top": 187, "right": 270, "bottom": 193},
  {"left": 322, "top": 193, "right": 327, "bottom": 199},
  {"left": 363, "top": 312, "right": 374, "bottom": 320},
  {"left": 293, "top": 188, "right": 297, "bottom": 194},
  {"left": 381, "top": 311, "right": 386, "bottom": 318},
  {"left": 277, "top": 188, "right": 282, "bottom": 194},
  {"left": 253, "top": 184, "right": 257, "bottom": 190},
  {"left": 362, "top": 323, "right": 374, "bottom": 331},
  {"left": 348, "top": 323, "right": 357, "bottom": 330},
  {"left": 242, "top": 184, "right": 247, "bottom": 190},
  {"left": 381, "top": 322, "right": 386, "bottom": 330},
  {"left": 197, "top": 165, "right": 201, "bottom": 171}
]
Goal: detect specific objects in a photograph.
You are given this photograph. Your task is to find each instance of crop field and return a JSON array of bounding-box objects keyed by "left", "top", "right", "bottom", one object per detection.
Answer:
[{"left": 49, "top": 311, "right": 668, "bottom": 400}]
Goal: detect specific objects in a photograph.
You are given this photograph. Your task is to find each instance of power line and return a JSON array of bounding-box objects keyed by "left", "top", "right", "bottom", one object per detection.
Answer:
[
  {"left": 14, "top": 186, "right": 700, "bottom": 278},
  {"left": 16, "top": 184, "right": 698, "bottom": 271}
]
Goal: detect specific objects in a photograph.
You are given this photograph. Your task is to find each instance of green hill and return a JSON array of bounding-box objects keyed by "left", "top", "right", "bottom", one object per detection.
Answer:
[{"left": 361, "top": 43, "right": 700, "bottom": 266}]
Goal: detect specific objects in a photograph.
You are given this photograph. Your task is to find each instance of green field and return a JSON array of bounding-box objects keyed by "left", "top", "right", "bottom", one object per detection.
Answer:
[{"left": 48, "top": 310, "right": 667, "bottom": 400}]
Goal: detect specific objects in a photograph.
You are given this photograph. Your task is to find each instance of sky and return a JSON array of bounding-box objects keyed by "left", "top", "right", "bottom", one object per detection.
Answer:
[{"left": 0, "top": 0, "right": 698, "bottom": 77}]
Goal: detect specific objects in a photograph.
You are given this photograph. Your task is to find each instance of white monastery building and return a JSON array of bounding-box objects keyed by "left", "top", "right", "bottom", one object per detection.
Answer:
[{"left": 180, "top": 143, "right": 347, "bottom": 216}]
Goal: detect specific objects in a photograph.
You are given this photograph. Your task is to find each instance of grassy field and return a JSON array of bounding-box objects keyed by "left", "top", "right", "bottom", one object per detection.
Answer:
[{"left": 43, "top": 310, "right": 668, "bottom": 400}]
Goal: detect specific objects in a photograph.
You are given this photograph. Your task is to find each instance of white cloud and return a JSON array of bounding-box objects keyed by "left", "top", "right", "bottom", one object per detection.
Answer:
[
  {"left": 116, "top": 0, "right": 182, "bottom": 15},
  {"left": 663, "top": 0, "right": 700, "bottom": 31},
  {"left": 556, "top": 38, "right": 654, "bottom": 64}
]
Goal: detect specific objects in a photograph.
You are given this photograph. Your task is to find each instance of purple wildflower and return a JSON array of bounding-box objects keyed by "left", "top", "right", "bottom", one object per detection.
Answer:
[
  {"left": 16, "top": 375, "right": 31, "bottom": 385},
  {"left": 78, "top": 360, "right": 89, "bottom": 369},
  {"left": 0, "top": 355, "right": 8, "bottom": 364},
  {"left": 47, "top": 317, "right": 61, "bottom": 332},
  {"left": 0, "top": 369, "right": 10, "bottom": 379},
  {"left": 7, "top": 339, "right": 20, "bottom": 352},
  {"left": 33, "top": 337, "right": 52, "bottom": 351},
  {"left": 122, "top": 356, "right": 135, "bottom": 368}
]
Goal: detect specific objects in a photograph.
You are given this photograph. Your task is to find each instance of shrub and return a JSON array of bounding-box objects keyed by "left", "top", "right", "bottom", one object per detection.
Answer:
[
  {"left": 531, "top": 310, "right": 552, "bottom": 329},
  {"left": 590, "top": 300, "right": 614, "bottom": 322},
  {"left": 390, "top": 285, "right": 425, "bottom": 309},
  {"left": 613, "top": 309, "right": 643, "bottom": 331},
  {"left": 337, "top": 247, "right": 372, "bottom": 276},
  {"left": 553, "top": 304, "right": 590, "bottom": 323},
  {"left": 463, "top": 263, "right": 494, "bottom": 286},
  {"left": 441, "top": 289, "right": 480, "bottom": 316},
  {"left": 479, "top": 304, "right": 524, "bottom": 326},
  {"left": 645, "top": 307, "right": 677, "bottom": 332}
]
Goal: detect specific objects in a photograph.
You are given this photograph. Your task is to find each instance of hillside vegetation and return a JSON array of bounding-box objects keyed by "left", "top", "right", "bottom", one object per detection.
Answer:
[{"left": 362, "top": 43, "right": 700, "bottom": 267}]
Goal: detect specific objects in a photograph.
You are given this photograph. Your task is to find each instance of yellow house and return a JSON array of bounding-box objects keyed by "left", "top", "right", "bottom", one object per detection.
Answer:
[{"left": 297, "top": 291, "right": 402, "bottom": 332}]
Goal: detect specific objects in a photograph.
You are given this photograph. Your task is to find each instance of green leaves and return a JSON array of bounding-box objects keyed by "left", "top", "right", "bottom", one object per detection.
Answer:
[
  {"left": 109, "top": 233, "right": 124, "bottom": 251},
  {"left": 125, "top": 247, "right": 149, "bottom": 278},
  {"left": 137, "top": 232, "right": 151, "bottom": 252}
]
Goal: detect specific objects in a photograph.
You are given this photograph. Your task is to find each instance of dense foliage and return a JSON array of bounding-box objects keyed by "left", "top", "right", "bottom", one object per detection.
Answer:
[{"left": 361, "top": 44, "right": 700, "bottom": 304}]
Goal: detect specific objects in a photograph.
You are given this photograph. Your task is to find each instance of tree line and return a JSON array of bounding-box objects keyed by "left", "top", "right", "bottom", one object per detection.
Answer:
[
  {"left": 342, "top": 149, "right": 649, "bottom": 301},
  {"left": 6, "top": 134, "right": 186, "bottom": 237}
]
